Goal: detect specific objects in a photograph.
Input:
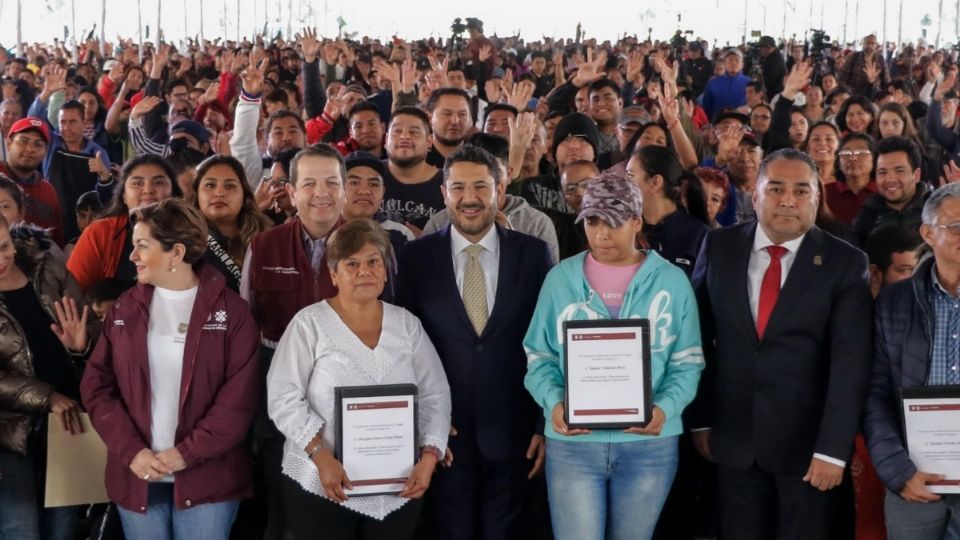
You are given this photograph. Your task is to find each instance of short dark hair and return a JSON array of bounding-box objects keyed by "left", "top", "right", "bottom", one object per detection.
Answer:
[
  {"left": 75, "top": 190, "right": 103, "bottom": 213},
  {"left": 271, "top": 148, "right": 300, "bottom": 176},
  {"left": 290, "top": 144, "right": 346, "bottom": 187},
  {"left": 389, "top": 106, "right": 431, "bottom": 132},
  {"left": 757, "top": 147, "right": 820, "bottom": 187},
  {"left": 865, "top": 225, "right": 921, "bottom": 272},
  {"left": 443, "top": 144, "right": 503, "bottom": 185},
  {"left": 348, "top": 100, "right": 382, "bottom": 120},
  {"left": 588, "top": 78, "right": 621, "bottom": 97},
  {"left": 264, "top": 88, "right": 289, "bottom": 104},
  {"left": 426, "top": 88, "right": 471, "bottom": 112},
  {"left": 482, "top": 103, "right": 518, "bottom": 125},
  {"left": 746, "top": 81, "right": 765, "bottom": 95},
  {"left": 86, "top": 277, "right": 130, "bottom": 305},
  {"left": 59, "top": 100, "right": 86, "bottom": 118},
  {"left": 266, "top": 109, "right": 306, "bottom": 134},
  {"left": 464, "top": 132, "right": 510, "bottom": 165},
  {"left": 164, "top": 78, "right": 189, "bottom": 95},
  {"left": 129, "top": 198, "right": 208, "bottom": 264},
  {"left": 874, "top": 136, "right": 922, "bottom": 171}
]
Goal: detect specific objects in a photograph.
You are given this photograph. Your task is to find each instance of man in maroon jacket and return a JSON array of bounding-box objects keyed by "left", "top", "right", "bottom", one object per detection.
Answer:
[{"left": 239, "top": 143, "right": 346, "bottom": 540}]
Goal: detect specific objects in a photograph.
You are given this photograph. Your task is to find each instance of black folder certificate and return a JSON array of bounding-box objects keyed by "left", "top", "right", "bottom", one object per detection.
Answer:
[
  {"left": 902, "top": 386, "right": 960, "bottom": 494},
  {"left": 563, "top": 320, "right": 652, "bottom": 430},
  {"left": 335, "top": 384, "right": 418, "bottom": 496}
]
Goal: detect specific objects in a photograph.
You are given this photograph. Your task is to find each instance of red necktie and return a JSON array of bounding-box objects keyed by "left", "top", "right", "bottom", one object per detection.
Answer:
[{"left": 756, "top": 245, "right": 788, "bottom": 338}]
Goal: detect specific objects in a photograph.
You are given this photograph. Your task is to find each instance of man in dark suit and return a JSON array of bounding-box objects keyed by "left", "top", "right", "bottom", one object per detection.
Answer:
[
  {"left": 690, "top": 148, "right": 873, "bottom": 539},
  {"left": 396, "top": 145, "right": 553, "bottom": 540}
]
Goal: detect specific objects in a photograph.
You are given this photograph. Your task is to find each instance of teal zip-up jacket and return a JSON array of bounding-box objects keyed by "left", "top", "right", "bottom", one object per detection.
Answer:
[{"left": 523, "top": 250, "right": 705, "bottom": 443}]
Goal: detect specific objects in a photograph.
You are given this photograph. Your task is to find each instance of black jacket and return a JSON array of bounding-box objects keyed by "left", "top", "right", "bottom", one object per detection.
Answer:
[
  {"left": 691, "top": 222, "right": 873, "bottom": 474},
  {"left": 852, "top": 182, "right": 931, "bottom": 246}
]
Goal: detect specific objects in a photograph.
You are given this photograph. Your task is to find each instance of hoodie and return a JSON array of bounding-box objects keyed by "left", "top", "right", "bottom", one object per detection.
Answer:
[
  {"left": 523, "top": 250, "right": 704, "bottom": 443},
  {"left": 421, "top": 194, "right": 560, "bottom": 263}
]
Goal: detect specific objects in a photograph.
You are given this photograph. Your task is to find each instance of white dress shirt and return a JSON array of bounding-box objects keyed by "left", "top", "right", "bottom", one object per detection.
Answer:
[
  {"left": 747, "top": 226, "right": 845, "bottom": 468},
  {"left": 267, "top": 301, "right": 451, "bottom": 520},
  {"left": 450, "top": 225, "right": 500, "bottom": 316}
]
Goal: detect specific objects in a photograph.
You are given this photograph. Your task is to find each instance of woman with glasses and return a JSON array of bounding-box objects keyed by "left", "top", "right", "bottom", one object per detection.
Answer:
[{"left": 826, "top": 133, "right": 877, "bottom": 225}]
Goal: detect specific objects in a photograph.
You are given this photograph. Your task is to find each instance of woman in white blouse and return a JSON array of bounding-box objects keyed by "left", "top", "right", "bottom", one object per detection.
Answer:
[{"left": 267, "top": 219, "right": 451, "bottom": 539}]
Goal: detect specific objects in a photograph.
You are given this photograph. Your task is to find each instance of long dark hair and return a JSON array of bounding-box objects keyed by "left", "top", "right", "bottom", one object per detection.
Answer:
[
  {"left": 631, "top": 145, "right": 709, "bottom": 225},
  {"left": 192, "top": 155, "right": 273, "bottom": 262},
  {"left": 624, "top": 121, "right": 675, "bottom": 158},
  {"left": 103, "top": 155, "right": 183, "bottom": 217}
]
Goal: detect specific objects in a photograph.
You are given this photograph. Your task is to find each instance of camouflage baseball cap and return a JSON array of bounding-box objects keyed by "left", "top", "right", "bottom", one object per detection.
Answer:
[{"left": 575, "top": 170, "right": 643, "bottom": 228}]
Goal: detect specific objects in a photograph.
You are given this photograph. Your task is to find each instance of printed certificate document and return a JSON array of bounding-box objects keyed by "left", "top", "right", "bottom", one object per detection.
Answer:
[
  {"left": 563, "top": 320, "right": 652, "bottom": 429},
  {"left": 902, "top": 386, "right": 960, "bottom": 494},
  {"left": 335, "top": 384, "right": 417, "bottom": 496}
]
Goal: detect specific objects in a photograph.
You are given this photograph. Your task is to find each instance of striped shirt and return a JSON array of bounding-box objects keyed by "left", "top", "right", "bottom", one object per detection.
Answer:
[{"left": 927, "top": 265, "right": 960, "bottom": 385}]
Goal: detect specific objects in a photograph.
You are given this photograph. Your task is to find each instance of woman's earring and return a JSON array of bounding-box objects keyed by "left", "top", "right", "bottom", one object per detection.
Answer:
[{"left": 170, "top": 265, "right": 177, "bottom": 273}]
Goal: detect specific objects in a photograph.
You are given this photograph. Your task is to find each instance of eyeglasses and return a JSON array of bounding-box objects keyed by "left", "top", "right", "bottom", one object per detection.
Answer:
[
  {"left": 931, "top": 221, "right": 960, "bottom": 235},
  {"left": 838, "top": 149, "right": 872, "bottom": 159},
  {"left": 564, "top": 180, "right": 589, "bottom": 194},
  {"left": 11, "top": 136, "right": 46, "bottom": 149}
]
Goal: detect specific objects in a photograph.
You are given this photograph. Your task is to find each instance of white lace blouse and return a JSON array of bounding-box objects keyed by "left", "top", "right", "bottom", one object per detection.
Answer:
[{"left": 267, "top": 301, "right": 451, "bottom": 520}]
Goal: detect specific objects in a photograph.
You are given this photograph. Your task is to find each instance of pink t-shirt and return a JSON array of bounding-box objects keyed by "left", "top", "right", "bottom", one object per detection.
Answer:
[{"left": 583, "top": 253, "right": 643, "bottom": 318}]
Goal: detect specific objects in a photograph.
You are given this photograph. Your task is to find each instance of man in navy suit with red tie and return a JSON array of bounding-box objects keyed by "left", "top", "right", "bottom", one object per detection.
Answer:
[
  {"left": 691, "top": 148, "right": 873, "bottom": 539},
  {"left": 396, "top": 145, "right": 552, "bottom": 539}
]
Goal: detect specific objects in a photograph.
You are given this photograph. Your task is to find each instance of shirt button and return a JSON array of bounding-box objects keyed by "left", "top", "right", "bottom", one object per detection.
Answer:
[{"left": 185, "top": 500, "right": 192, "bottom": 507}]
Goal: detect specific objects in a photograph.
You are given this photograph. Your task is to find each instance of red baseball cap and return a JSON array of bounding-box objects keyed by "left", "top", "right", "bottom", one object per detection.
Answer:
[{"left": 8, "top": 117, "right": 50, "bottom": 144}]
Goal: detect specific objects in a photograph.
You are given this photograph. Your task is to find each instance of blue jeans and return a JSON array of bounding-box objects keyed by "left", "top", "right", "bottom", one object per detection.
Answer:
[
  {"left": 117, "top": 483, "right": 239, "bottom": 540},
  {"left": 545, "top": 435, "right": 679, "bottom": 540},
  {"left": 884, "top": 489, "right": 960, "bottom": 540},
  {"left": 0, "top": 451, "right": 80, "bottom": 540}
]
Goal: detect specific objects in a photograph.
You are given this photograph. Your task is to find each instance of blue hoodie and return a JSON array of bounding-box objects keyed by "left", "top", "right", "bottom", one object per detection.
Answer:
[{"left": 523, "top": 250, "right": 704, "bottom": 443}]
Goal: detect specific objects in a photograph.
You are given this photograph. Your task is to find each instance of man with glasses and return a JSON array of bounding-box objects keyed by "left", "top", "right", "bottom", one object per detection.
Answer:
[
  {"left": 853, "top": 137, "right": 931, "bottom": 245},
  {"left": 0, "top": 117, "right": 64, "bottom": 244},
  {"left": 865, "top": 183, "right": 960, "bottom": 539}
]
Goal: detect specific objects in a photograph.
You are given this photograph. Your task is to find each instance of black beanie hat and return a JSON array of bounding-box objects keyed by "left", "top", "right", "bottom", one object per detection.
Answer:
[{"left": 551, "top": 112, "right": 600, "bottom": 161}]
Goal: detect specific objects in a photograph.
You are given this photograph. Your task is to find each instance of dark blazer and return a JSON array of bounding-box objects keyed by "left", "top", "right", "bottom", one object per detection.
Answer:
[
  {"left": 396, "top": 225, "right": 552, "bottom": 460},
  {"left": 690, "top": 222, "right": 873, "bottom": 474},
  {"left": 864, "top": 257, "right": 937, "bottom": 493}
]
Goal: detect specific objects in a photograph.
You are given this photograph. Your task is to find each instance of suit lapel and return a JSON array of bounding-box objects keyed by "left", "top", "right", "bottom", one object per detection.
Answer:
[
  {"left": 762, "top": 227, "right": 823, "bottom": 340},
  {"left": 484, "top": 226, "right": 515, "bottom": 338},
  {"left": 432, "top": 226, "right": 476, "bottom": 335},
  {"left": 733, "top": 223, "right": 759, "bottom": 343}
]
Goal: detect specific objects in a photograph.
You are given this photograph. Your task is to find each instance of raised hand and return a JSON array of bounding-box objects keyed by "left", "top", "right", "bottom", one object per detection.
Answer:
[
  {"left": 939, "top": 160, "right": 960, "bottom": 186},
  {"left": 478, "top": 44, "right": 493, "bottom": 63},
  {"left": 502, "top": 81, "right": 534, "bottom": 111},
  {"left": 400, "top": 58, "right": 417, "bottom": 94},
  {"left": 151, "top": 44, "right": 169, "bottom": 79},
  {"left": 322, "top": 86, "right": 349, "bottom": 120},
  {"left": 572, "top": 48, "right": 607, "bottom": 87},
  {"left": 202, "top": 81, "right": 221, "bottom": 105},
  {"left": 626, "top": 49, "right": 644, "bottom": 84},
  {"left": 658, "top": 82, "right": 680, "bottom": 127},
  {"left": 935, "top": 70, "right": 958, "bottom": 102},
  {"left": 130, "top": 95, "right": 164, "bottom": 120},
  {"left": 782, "top": 61, "right": 814, "bottom": 100},
  {"left": 50, "top": 296, "right": 90, "bottom": 352},
  {"left": 373, "top": 57, "right": 400, "bottom": 87},
  {"left": 241, "top": 57, "right": 269, "bottom": 96},
  {"left": 300, "top": 27, "right": 320, "bottom": 62},
  {"left": 43, "top": 65, "right": 67, "bottom": 98},
  {"left": 107, "top": 61, "right": 124, "bottom": 84},
  {"left": 863, "top": 59, "right": 881, "bottom": 84}
]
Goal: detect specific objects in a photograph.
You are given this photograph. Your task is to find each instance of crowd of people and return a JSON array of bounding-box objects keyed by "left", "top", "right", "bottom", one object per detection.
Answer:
[{"left": 2, "top": 14, "right": 960, "bottom": 540}]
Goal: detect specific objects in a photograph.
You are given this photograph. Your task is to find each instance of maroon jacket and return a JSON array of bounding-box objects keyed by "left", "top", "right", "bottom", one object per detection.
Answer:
[
  {"left": 249, "top": 217, "right": 339, "bottom": 343},
  {"left": 80, "top": 263, "right": 260, "bottom": 513}
]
